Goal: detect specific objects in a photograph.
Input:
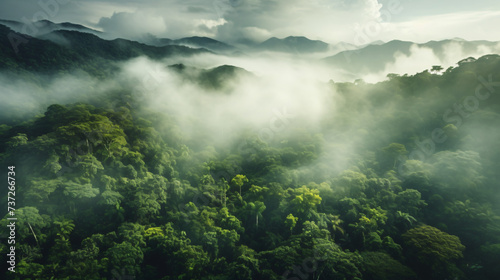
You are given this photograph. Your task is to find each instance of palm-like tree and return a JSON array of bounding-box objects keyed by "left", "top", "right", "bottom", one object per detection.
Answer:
[
  {"left": 396, "top": 211, "right": 417, "bottom": 229},
  {"left": 329, "top": 214, "right": 345, "bottom": 239},
  {"left": 431, "top": 65, "right": 443, "bottom": 74}
]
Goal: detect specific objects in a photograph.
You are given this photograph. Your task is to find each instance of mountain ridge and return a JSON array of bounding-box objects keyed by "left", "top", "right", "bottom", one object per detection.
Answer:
[
  {"left": 0, "top": 24, "right": 209, "bottom": 75},
  {"left": 258, "top": 36, "right": 330, "bottom": 53},
  {"left": 324, "top": 38, "right": 500, "bottom": 74}
]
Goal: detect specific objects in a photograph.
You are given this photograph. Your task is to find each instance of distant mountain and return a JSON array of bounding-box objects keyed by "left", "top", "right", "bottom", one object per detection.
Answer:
[
  {"left": 42, "top": 30, "right": 210, "bottom": 60},
  {"left": 258, "top": 36, "right": 329, "bottom": 53},
  {"left": 423, "top": 39, "right": 499, "bottom": 59},
  {"left": 367, "top": 40, "right": 385, "bottom": 46},
  {"left": 0, "top": 19, "right": 23, "bottom": 30},
  {"left": 0, "top": 24, "right": 208, "bottom": 75},
  {"left": 138, "top": 34, "right": 173, "bottom": 47},
  {"left": 329, "top": 41, "right": 359, "bottom": 55},
  {"left": 171, "top": 36, "right": 236, "bottom": 53},
  {"left": 136, "top": 35, "right": 236, "bottom": 54},
  {"left": 323, "top": 39, "right": 500, "bottom": 73},
  {"left": 168, "top": 63, "right": 252, "bottom": 91},
  {"left": 0, "top": 19, "right": 102, "bottom": 37},
  {"left": 324, "top": 40, "right": 413, "bottom": 72}
]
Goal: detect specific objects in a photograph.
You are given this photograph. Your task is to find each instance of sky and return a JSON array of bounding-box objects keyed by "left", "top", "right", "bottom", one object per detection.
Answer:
[{"left": 0, "top": 0, "right": 500, "bottom": 45}]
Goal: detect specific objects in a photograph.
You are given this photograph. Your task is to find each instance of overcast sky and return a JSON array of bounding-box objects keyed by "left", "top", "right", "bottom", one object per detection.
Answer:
[{"left": 1, "top": 0, "right": 499, "bottom": 44}]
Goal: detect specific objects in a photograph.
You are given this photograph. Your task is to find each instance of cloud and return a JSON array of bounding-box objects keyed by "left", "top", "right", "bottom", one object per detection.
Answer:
[
  {"left": 90, "top": 2, "right": 225, "bottom": 39},
  {"left": 214, "top": 0, "right": 384, "bottom": 43},
  {"left": 240, "top": 26, "right": 272, "bottom": 42},
  {"left": 362, "top": 41, "right": 500, "bottom": 82},
  {"left": 0, "top": 70, "right": 110, "bottom": 121},
  {"left": 97, "top": 11, "right": 166, "bottom": 39},
  {"left": 116, "top": 53, "right": 335, "bottom": 145},
  {"left": 381, "top": 10, "right": 500, "bottom": 43},
  {"left": 186, "top": 6, "right": 210, "bottom": 14},
  {"left": 363, "top": 44, "right": 439, "bottom": 82},
  {"left": 1, "top": 0, "right": 499, "bottom": 47},
  {"left": 197, "top": 18, "right": 227, "bottom": 32}
]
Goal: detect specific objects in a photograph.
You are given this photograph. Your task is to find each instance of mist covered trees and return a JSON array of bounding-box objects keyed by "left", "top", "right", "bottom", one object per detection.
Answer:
[{"left": 0, "top": 54, "right": 500, "bottom": 280}]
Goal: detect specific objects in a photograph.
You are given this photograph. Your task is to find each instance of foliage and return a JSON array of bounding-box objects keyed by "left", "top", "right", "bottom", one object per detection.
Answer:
[{"left": 1, "top": 44, "right": 500, "bottom": 280}]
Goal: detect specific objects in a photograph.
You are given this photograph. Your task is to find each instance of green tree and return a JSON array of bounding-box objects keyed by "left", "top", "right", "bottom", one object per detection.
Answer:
[
  {"left": 330, "top": 214, "right": 345, "bottom": 239},
  {"left": 429, "top": 150, "right": 483, "bottom": 193},
  {"left": 290, "top": 185, "right": 322, "bottom": 216},
  {"left": 244, "top": 201, "right": 266, "bottom": 229},
  {"left": 379, "top": 143, "right": 408, "bottom": 170},
  {"left": 361, "top": 251, "right": 416, "bottom": 280},
  {"left": 7, "top": 133, "right": 28, "bottom": 148},
  {"left": 106, "top": 241, "right": 143, "bottom": 277},
  {"left": 431, "top": 65, "right": 443, "bottom": 74},
  {"left": 285, "top": 213, "right": 299, "bottom": 235},
  {"left": 49, "top": 218, "right": 75, "bottom": 264},
  {"left": 403, "top": 225, "right": 465, "bottom": 279},
  {"left": 395, "top": 189, "right": 426, "bottom": 216},
  {"left": 232, "top": 174, "right": 249, "bottom": 196}
]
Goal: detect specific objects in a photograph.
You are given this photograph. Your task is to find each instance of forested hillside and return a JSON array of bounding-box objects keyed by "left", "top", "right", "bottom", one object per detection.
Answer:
[
  {"left": 1, "top": 45, "right": 500, "bottom": 280},
  {"left": 0, "top": 24, "right": 208, "bottom": 77}
]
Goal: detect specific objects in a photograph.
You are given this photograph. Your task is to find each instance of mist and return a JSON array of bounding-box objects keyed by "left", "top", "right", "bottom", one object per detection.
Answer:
[
  {"left": 362, "top": 41, "right": 500, "bottom": 82},
  {"left": 0, "top": 51, "right": 341, "bottom": 141},
  {"left": 2, "top": 43, "right": 498, "bottom": 184},
  {"left": 0, "top": 49, "right": 383, "bottom": 194},
  {"left": 3, "top": 0, "right": 500, "bottom": 278},
  {"left": 2, "top": 24, "right": 500, "bottom": 280},
  {"left": 0, "top": 70, "right": 107, "bottom": 122}
]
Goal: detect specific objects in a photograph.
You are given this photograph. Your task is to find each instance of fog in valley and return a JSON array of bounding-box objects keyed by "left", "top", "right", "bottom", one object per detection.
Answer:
[{"left": 1, "top": 1, "right": 500, "bottom": 279}]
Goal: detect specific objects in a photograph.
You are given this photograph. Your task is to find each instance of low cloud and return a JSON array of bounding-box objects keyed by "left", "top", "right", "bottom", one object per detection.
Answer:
[
  {"left": 362, "top": 41, "right": 500, "bottom": 82},
  {"left": 117, "top": 54, "right": 335, "bottom": 145},
  {"left": 97, "top": 11, "right": 166, "bottom": 39}
]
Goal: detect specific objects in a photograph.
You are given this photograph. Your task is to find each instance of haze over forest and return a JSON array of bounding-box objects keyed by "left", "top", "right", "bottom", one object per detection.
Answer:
[{"left": 0, "top": 1, "right": 500, "bottom": 280}]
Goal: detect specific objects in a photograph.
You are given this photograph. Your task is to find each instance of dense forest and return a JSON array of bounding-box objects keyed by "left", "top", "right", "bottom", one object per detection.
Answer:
[{"left": 1, "top": 24, "right": 500, "bottom": 280}]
